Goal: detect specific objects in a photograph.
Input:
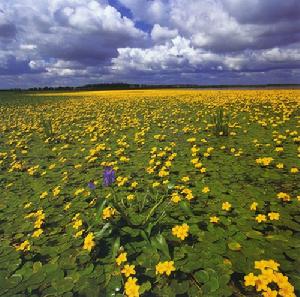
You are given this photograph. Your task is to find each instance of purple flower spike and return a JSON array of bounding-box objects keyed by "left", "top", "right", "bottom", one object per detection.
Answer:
[
  {"left": 103, "top": 167, "right": 116, "bottom": 187},
  {"left": 88, "top": 181, "right": 96, "bottom": 190}
]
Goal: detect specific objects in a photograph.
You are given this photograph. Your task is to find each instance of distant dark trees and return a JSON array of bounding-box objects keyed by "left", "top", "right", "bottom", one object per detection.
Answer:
[{"left": 1, "top": 83, "right": 299, "bottom": 92}]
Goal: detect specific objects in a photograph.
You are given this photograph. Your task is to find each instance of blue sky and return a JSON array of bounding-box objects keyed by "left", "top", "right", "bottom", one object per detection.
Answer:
[{"left": 0, "top": 0, "right": 300, "bottom": 88}]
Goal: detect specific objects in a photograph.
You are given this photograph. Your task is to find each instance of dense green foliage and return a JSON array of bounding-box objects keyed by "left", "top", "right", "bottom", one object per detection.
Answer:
[{"left": 0, "top": 89, "right": 299, "bottom": 297}]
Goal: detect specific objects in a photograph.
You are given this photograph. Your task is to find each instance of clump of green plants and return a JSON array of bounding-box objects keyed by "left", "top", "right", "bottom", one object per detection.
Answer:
[
  {"left": 40, "top": 115, "right": 54, "bottom": 138},
  {"left": 211, "top": 107, "right": 229, "bottom": 136}
]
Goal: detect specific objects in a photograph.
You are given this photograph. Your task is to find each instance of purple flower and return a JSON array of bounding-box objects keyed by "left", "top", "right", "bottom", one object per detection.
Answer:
[
  {"left": 103, "top": 167, "right": 115, "bottom": 187},
  {"left": 88, "top": 181, "right": 96, "bottom": 190}
]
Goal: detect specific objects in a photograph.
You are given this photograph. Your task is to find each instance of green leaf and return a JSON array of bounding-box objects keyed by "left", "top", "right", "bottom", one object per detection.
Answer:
[
  {"left": 203, "top": 277, "right": 219, "bottom": 293},
  {"left": 170, "top": 280, "right": 189, "bottom": 295},
  {"left": 32, "top": 262, "right": 42, "bottom": 273},
  {"left": 96, "top": 199, "right": 107, "bottom": 221},
  {"left": 228, "top": 242, "right": 242, "bottom": 251},
  {"left": 179, "top": 201, "right": 193, "bottom": 216},
  {"left": 150, "top": 233, "right": 170, "bottom": 259},
  {"left": 27, "top": 272, "right": 46, "bottom": 288},
  {"left": 194, "top": 270, "right": 209, "bottom": 283},
  {"left": 52, "top": 277, "right": 74, "bottom": 294},
  {"left": 94, "top": 223, "right": 111, "bottom": 239},
  {"left": 139, "top": 281, "right": 151, "bottom": 294},
  {"left": 245, "top": 230, "right": 262, "bottom": 239},
  {"left": 111, "top": 237, "right": 120, "bottom": 258},
  {"left": 121, "top": 226, "right": 140, "bottom": 237}
]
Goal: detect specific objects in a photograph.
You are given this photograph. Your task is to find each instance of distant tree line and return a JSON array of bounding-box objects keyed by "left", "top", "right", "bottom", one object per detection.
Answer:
[{"left": 1, "top": 83, "right": 299, "bottom": 92}]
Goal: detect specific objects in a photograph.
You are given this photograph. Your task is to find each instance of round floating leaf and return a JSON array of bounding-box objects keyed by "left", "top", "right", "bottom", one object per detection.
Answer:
[
  {"left": 245, "top": 230, "right": 262, "bottom": 239},
  {"left": 51, "top": 277, "right": 74, "bottom": 294},
  {"left": 228, "top": 242, "right": 241, "bottom": 251},
  {"left": 33, "top": 262, "right": 42, "bottom": 273},
  {"left": 204, "top": 277, "right": 219, "bottom": 293},
  {"left": 194, "top": 270, "right": 209, "bottom": 283}
]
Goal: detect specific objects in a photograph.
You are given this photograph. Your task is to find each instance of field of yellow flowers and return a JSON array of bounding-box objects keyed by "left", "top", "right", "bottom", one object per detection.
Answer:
[{"left": 0, "top": 89, "right": 299, "bottom": 297}]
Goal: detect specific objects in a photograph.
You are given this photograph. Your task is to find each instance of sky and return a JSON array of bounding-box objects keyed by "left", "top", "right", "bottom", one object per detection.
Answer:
[{"left": 0, "top": 0, "right": 300, "bottom": 88}]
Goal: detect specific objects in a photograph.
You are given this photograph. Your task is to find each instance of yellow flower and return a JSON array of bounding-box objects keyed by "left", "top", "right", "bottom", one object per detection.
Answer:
[
  {"left": 75, "top": 230, "right": 84, "bottom": 238},
  {"left": 186, "top": 192, "right": 194, "bottom": 200},
  {"left": 120, "top": 156, "right": 129, "bottom": 162},
  {"left": 255, "top": 260, "right": 280, "bottom": 272},
  {"left": 152, "top": 181, "right": 160, "bottom": 188},
  {"left": 207, "top": 147, "right": 214, "bottom": 153},
  {"left": 73, "top": 219, "right": 83, "bottom": 230},
  {"left": 250, "top": 202, "right": 258, "bottom": 210},
  {"left": 116, "top": 252, "right": 127, "bottom": 266},
  {"left": 131, "top": 181, "right": 138, "bottom": 188},
  {"left": 255, "top": 274, "right": 269, "bottom": 292},
  {"left": 40, "top": 191, "right": 48, "bottom": 199},
  {"left": 261, "top": 268, "right": 275, "bottom": 285},
  {"left": 127, "top": 194, "right": 135, "bottom": 201},
  {"left": 146, "top": 167, "right": 154, "bottom": 174},
  {"left": 290, "top": 167, "right": 298, "bottom": 173},
  {"left": 83, "top": 232, "right": 95, "bottom": 252},
  {"left": 172, "top": 223, "right": 189, "bottom": 240},
  {"left": 181, "top": 176, "right": 190, "bottom": 182},
  {"left": 52, "top": 186, "right": 61, "bottom": 197},
  {"left": 155, "top": 261, "right": 175, "bottom": 276},
  {"left": 32, "top": 229, "right": 43, "bottom": 238},
  {"left": 191, "top": 158, "right": 199, "bottom": 164},
  {"left": 163, "top": 261, "right": 176, "bottom": 276},
  {"left": 158, "top": 169, "right": 169, "bottom": 177},
  {"left": 276, "top": 163, "right": 284, "bottom": 169},
  {"left": 256, "top": 157, "right": 273, "bottom": 166},
  {"left": 49, "top": 163, "right": 56, "bottom": 169},
  {"left": 255, "top": 260, "right": 268, "bottom": 271},
  {"left": 277, "top": 192, "right": 291, "bottom": 202},
  {"left": 121, "top": 264, "right": 136, "bottom": 277},
  {"left": 255, "top": 214, "right": 267, "bottom": 223},
  {"left": 181, "top": 188, "right": 194, "bottom": 200},
  {"left": 24, "top": 202, "right": 32, "bottom": 209},
  {"left": 16, "top": 240, "right": 30, "bottom": 251},
  {"left": 210, "top": 216, "right": 219, "bottom": 223},
  {"left": 73, "top": 213, "right": 80, "bottom": 220},
  {"left": 194, "top": 162, "right": 202, "bottom": 168},
  {"left": 244, "top": 272, "right": 257, "bottom": 286},
  {"left": 278, "top": 282, "right": 296, "bottom": 297},
  {"left": 202, "top": 186, "right": 210, "bottom": 193},
  {"left": 102, "top": 207, "right": 116, "bottom": 219},
  {"left": 155, "top": 262, "right": 166, "bottom": 275},
  {"left": 171, "top": 192, "right": 181, "bottom": 203},
  {"left": 275, "top": 147, "right": 283, "bottom": 152},
  {"left": 246, "top": 260, "right": 293, "bottom": 296},
  {"left": 74, "top": 188, "right": 85, "bottom": 196},
  {"left": 124, "top": 277, "right": 140, "bottom": 297},
  {"left": 222, "top": 201, "right": 232, "bottom": 211},
  {"left": 266, "top": 260, "right": 280, "bottom": 271},
  {"left": 268, "top": 212, "right": 280, "bottom": 221},
  {"left": 24, "top": 213, "right": 34, "bottom": 219},
  {"left": 64, "top": 202, "right": 71, "bottom": 210},
  {"left": 34, "top": 218, "right": 44, "bottom": 229}
]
